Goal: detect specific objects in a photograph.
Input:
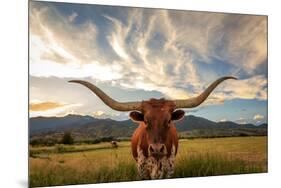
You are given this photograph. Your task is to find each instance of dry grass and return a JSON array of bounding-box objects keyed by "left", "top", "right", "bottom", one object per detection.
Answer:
[{"left": 29, "top": 136, "right": 267, "bottom": 187}]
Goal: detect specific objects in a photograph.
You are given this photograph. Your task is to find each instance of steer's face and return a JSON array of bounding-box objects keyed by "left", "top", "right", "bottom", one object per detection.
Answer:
[{"left": 129, "top": 99, "right": 185, "bottom": 158}]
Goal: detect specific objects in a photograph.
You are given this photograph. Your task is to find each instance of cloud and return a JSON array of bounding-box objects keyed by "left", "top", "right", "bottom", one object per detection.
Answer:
[
  {"left": 30, "top": 59, "right": 123, "bottom": 81},
  {"left": 113, "top": 11, "right": 265, "bottom": 98},
  {"left": 40, "top": 49, "right": 70, "bottom": 64},
  {"left": 104, "top": 15, "right": 131, "bottom": 61},
  {"left": 184, "top": 108, "right": 201, "bottom": 114},
  {"left": 92, "top": 110, "right": 105, "bottom": 117},
  {"left": 29, "top": 2, "right": 267, "bottom": 105},
  {"left": 29, "top": 100, "right": 82, "bottom": 117},
  {"left": 110, "top": 36, "right": 130, "bottom": 60},
  {"left": 236, "top": 117, "right": 247, "bottom": 124},
  {"left": 102, "top": 9, "right": 204, "bottom": 98},
  {"left": 219, "top": 118, "right": 227, "bottom": 122},
  {"left": 30, "top": 101, "right": 65, "bottom": 111},
  {"left": 213, "top": 75, "right": 267, "bottom": 101},
  {"left": 68, "top": 12, "right": 78, "bottom": 22},
  {"left": 215, "top": 16, "right": 267, "bottom": 74},
  {"left": 30, "top": 2, "right": 102, "bottom": 65},
  {"left": 253, "top": 114, "right": 264, "bottom": 121},
  {"left": 92, "top": 110, "right": 130, "bottom": 120},
  {"left": 102, "top": 10, "right": 267, "bottom": 102}
]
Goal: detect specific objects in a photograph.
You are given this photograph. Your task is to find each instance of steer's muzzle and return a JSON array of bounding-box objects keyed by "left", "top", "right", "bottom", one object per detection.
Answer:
[{"left": 148, "top": 144, "right": 167, "bottom": 159}]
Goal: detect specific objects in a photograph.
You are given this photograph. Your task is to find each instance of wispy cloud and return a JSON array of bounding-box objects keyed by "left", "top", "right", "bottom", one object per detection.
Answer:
[
  {"left": 236, "top": 117, "right": 247, "bottom": 124},
  {"left": 29, "top": 2, "right": 267, "bottom": 119},
  {"left": 68, "top": 12, "right": 78, "bottom": 22},
  {"left": 29, "top": 100, "right": 82, "bottom": 117},
  {"left": 30, "top": 3, "right": 267, "bottom": 102},
  {"left": 219, "top": 118, "right": 227, "bottom": 122},
  {"left": 253, "top": 114, "right": 264, "bottom": 121},
  {"left": 216, "top": 16, "right": 267, "bottom": 74},
  {"left": 30, "top": 101, "right": 65, "bottom": 111},
  {"left": 92, "top": 110, "right": 105, "bottom": 117},
  {"left": 213, "top": 75, "right": 267, "bottom": 102},
  {"left": 30, "top": 3, "right": 99, "bottom": 64}
]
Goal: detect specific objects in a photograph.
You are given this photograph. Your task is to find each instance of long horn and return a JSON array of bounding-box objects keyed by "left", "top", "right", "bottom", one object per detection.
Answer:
[
  {"left": 174, "top": 76, "right": 237, "bottom": 108},
  {"left": 69, "top": 80, "right": 142, "bottom": 111}
]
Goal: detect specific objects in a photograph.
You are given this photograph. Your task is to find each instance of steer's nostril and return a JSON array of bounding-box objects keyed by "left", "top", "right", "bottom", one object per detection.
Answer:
[
  {"left": 149, "top": 145, "right": 154, "bottom": 153},
  {"left": 160, "top": 145, "right": 165, "bottom": 153}
]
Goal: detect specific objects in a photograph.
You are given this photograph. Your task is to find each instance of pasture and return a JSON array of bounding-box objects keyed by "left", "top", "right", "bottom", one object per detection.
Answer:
[{"left": 29, "top": 136, "right": 267, "bottom": 187}]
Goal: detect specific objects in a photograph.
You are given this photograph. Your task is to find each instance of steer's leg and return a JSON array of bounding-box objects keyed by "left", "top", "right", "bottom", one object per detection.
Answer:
[
  {"left": 166, "top": 145, "right": 176, "bottom": 178},
  {"left": 137, "top": 146, "right": 150, "bottom": 180},
  {"left": 158, "top": 156, "right": 168, "bottom": 179},
  {"left": 147, "top": 156, "right": 159, "bottom": 179}
]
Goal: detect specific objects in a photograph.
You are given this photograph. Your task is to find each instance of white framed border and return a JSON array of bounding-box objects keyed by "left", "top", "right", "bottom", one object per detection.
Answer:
[{"left": 1, "top": 0, "right": 280, "bottom": 188}]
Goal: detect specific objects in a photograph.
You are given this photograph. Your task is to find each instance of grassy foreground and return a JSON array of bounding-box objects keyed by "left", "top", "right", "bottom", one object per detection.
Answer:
[{"left": 29, "top": 136, "right": 267, "bottom": 187}]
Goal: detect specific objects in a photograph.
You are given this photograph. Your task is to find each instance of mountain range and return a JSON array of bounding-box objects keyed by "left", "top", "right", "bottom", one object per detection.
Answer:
[{"left": 30, "top": 114, "right": 267, "bottom": 140}]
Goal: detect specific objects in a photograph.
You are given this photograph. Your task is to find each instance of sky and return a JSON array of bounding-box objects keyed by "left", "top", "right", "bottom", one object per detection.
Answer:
[{"left": 29, "top": 1, "right": 268, "bottom": 125}]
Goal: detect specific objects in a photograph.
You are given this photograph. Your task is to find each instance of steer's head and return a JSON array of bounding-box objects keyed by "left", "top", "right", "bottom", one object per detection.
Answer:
[
  {"left": 129, "top": 98, "right": 184, "bottom": 158},
  {"left": 69, "top": 76, "right": 236, "bottom": 158}
]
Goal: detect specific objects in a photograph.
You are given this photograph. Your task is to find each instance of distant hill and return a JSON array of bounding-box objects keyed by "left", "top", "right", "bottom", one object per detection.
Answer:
[
  {"left": 29, "top": 114, "right": 267, "bottom": 140},
  {"left": 30, "top": 114, "right": 98, "bottom": 133}
]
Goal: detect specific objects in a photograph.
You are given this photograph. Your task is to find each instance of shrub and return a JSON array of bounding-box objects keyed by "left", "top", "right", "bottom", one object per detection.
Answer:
[{"left": 61, "top": 132, "right": 74, "bottom": 145}]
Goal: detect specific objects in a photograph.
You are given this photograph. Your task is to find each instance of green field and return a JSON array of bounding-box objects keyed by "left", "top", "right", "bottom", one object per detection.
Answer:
[{"left": 29, "top": 136, "right": 267, "bottom": 187}]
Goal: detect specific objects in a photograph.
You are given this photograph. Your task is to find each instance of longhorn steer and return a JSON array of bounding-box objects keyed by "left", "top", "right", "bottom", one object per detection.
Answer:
[
  {"left": 111, "top": 141, "right": 118, "bottom": 148},
  {"left": 69, "top": 76, "right": 236, "bottom": 179}
]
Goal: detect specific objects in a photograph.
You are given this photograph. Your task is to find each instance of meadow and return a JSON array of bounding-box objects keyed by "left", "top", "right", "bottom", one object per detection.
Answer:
[{"left": 29, "top": 136, "right": 267, "bottom": 187}]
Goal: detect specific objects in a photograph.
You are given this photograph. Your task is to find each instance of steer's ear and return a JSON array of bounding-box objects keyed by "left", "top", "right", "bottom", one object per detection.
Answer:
[
  {"left": 171, "top": 110, "right": 185, "bottom": 121},
  {"left": 129, "top": 111, "right": 144, "bottom": 122}
]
